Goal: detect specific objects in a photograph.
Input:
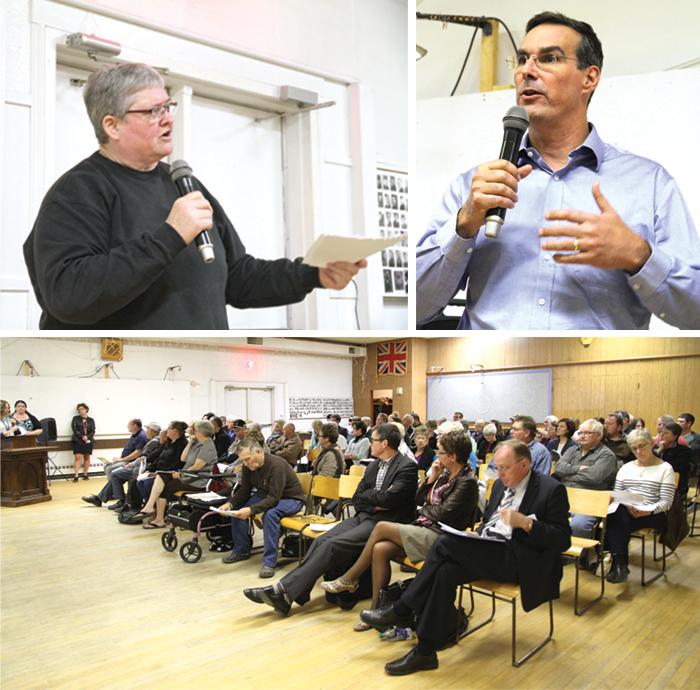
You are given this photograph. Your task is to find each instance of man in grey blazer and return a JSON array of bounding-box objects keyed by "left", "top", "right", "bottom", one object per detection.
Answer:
[
  {"left": 243, "top": 423, "right": 418, "bottom": 615},
  {"left": 361, "top": 439, "right": 571, "bottom": 675}
]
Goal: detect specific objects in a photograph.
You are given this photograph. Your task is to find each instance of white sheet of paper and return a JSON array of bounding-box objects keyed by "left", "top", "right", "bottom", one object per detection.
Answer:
[
  {"left": 608, "top": 490, "right": 645, "bottom": 505},
  {"left": 302, "top": 234, "right": 407, "bottom": 267},
  {"left": 438, "top": 522, "right": 506, "bottom": 542},
  {"left": 307, "top": 522, "right": 339, "bottom": 532}
]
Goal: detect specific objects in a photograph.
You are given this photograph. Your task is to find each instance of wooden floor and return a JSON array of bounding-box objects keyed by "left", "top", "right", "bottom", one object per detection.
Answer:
[{"left": 2, "top": 479, "right": 700, "bottom": 690}]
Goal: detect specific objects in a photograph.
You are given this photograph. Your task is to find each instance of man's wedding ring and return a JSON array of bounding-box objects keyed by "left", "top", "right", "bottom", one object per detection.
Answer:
[{"left": 573, "top": 238, "right": 580, "bottom": 252}]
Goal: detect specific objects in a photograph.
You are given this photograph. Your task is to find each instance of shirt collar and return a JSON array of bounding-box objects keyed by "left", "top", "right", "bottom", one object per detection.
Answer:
[
  {"left": 380, "top": 451, "right": 399, "bottom": 465},
  {"left": 520, "top": 122, "right": 604, "bottom": 173}
]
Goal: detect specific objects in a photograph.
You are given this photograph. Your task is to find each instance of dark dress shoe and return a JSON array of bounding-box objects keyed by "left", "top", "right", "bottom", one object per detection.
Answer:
[
  {"left": 607, "top": 564, "right": 629, "bottom": 583},
  {"left": 259, "top": 587, "right": 291, "bottom": 617},
  {"left": 360, "top": 603, "right": 412, "bottom": 631},
  {"left": 385, "top": 646, "right": 438, "bottom": 676},
  {"left": 81, "top": 495, "right": 102, "bottom": 507},
  {"left": 108, "top": 500, "right": 125, "bottom": 511},
  {"left": 243, "top": 588, "right": 266, "bottom": 604}
]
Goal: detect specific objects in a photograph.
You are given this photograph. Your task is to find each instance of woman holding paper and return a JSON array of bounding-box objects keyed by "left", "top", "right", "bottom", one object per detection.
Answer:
[
  {"left": 320, "top": 430, "right": 478, "bottom": 630},
  {"left": 606, "top": 428, "right": 675, "bottom": 584}
]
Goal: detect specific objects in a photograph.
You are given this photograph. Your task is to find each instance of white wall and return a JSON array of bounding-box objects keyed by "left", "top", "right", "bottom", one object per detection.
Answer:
[
  {"left": 417, "top": 0, "right": 700, "bottom": 100},
  {"left": 1, "top": 336, "right": 356, "bottom": 470}
]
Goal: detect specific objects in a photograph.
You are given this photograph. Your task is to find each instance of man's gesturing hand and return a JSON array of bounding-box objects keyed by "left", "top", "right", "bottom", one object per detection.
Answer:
[{"left": 539, "top": 181, "right": 651, "bottom": 274}]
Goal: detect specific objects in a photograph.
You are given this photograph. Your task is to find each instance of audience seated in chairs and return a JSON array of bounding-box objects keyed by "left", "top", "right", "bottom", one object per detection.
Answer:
[
  {"left": 654, "top": 422, "right": 692, "bottom": 501},
  {"left": 546, "top": 418, "right": 579, "bottom": 457},
  {"left": 211, "top": 416, "right": 232, "bottom": 458},
  {"left": 308, "top": 419, "right": 324, "bottom": 450},
  {"left": 359, "top": 439, "right": 571, "bottom": 676},
  {"left": 126, "top": 421, "right": 189, "bottom": 513},
  {"left": 132, "top": 420, "right": 217, "bottom": 529},
  {"left": 266, "top": 418, "right": 285, "bottom": 450},
  {"left": 242, "top": 422, "right": 418, "bottom": 616},
  {"left": 606, "top": 428, "right": 676, "bottom": 583},
  {"left": 344, "top": 420, "right": 371, "bottom": 468},
  {"left": 82, "top": 422, "right": 161, "bottom": 508},
  {"left": 414, "top": 425, "right": 436, "bottom": 473},
  {"left": 218, "top": 436, "right": 306, "bottom": 578},
  {"left": 312, "top": 423, "right": 344, "bottom": 478},
  {"left": 321, "top": 430, "right": 478, "bottom": 631},
  {"left": 476, "top": 424, "right": 500, "bottom": 464},
  {"left": 272, "top": 422, "right": 303, "bottom": 467}
]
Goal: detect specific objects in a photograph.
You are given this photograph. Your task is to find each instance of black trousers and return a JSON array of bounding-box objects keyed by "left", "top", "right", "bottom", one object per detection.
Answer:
[
  {"left": 280, "top": 512, "right": 378, "bottom": 604},
  {"left": 401, "top": 533, "right": 519, "bottom": 645}
]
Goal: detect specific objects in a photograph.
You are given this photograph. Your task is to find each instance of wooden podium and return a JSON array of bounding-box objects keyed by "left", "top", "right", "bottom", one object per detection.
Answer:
[{"left": 1, "top": 436, "right": 54, "bottom": 507}]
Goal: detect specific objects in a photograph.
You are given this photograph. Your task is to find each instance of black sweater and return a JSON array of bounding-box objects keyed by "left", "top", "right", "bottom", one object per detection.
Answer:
[{"left": 24, "top": 152, "right": 322, "bottom": 329}]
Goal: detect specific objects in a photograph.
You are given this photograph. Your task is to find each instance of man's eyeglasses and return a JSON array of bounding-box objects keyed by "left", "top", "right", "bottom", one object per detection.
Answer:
[
  {"left": 495, "top": 458, "right": 524, "bottom": 473},
  {"left": 506, "top": 53, "right": 578, "bottom": 71},
  {"left": 125, "top": 102, "right": 178, "bottom": 121}
]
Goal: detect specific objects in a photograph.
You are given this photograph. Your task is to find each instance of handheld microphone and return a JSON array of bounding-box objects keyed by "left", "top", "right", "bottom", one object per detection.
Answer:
[
  {"left": 169, "top": 159, "right": 215, "bottom": 263},
  {"left": 484, "top": 106, "right": 529, "bottom": 239}
]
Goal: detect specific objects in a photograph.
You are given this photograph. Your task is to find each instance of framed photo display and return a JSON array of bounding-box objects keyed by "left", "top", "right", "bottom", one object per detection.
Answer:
[{"left": 377, "top": 168, "right": 408, "bottom": 297}]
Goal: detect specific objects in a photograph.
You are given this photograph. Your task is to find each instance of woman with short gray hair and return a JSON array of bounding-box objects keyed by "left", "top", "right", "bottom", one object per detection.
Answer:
[{"left": 24, "top": 63, "right": 362, "bottom": 330}]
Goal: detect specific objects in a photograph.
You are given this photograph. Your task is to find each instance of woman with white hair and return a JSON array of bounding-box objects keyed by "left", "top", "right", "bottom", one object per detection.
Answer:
[
  {"left": 476, "top": 424, "right": 500, "bottom": 463},
  {"left": 606, "top": 428, "right": 675, "bottom": 583}
]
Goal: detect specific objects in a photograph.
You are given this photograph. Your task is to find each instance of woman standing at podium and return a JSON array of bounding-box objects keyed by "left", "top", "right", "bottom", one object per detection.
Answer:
[
  {"left": 1, "top": 400, "right": 20, "bottom": 437},
  {"left": 71, "top": 403, "right": 96, "bottom": 483},
  {"left": 11, "top": 400, "right": 43, "bottom": 437}
]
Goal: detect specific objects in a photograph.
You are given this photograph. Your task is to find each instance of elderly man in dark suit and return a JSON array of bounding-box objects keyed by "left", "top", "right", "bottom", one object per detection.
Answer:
[
  {"left": 360, "top": 439, "right": 571, "bottom": 676},
  {"left": 243, "top": 423, "right": 418, "bottom": 615}
]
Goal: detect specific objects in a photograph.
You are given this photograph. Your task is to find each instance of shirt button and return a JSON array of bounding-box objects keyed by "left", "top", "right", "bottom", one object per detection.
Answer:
[
  {"left": 659, "top": 312, "right": 665, "bottom": 319},
  {"left": 633, "top": 284, "right": 640, "bottom": 290},
  {"left": 544, "top": 253, "right": 551, "bottom": 261},
  {"left": 528, "top": 151, "right": 533, "bottom": 157},
  {"left": 554, "top": 175, "right": 560, "bottom": 181},
  {"left": 466, "top": 248, "right": 473, "bottom": 254},
  {"left": 538, "top": 298, "right": 546, "bottom": 306}
]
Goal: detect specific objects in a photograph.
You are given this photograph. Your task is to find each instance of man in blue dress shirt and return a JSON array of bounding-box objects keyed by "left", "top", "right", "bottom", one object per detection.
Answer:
[{"left": 416, "top": 11, "right": 700, "bottom": 330}]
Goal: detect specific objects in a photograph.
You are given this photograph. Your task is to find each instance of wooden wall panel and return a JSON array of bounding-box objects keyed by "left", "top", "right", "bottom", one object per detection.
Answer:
[{"left": 352, "top": 338, "right": 700, "bottom": 430}]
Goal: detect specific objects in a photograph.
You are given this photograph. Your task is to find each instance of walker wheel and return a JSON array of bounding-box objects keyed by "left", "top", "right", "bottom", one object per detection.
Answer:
[
  {"left": 180, "top": 541, "right": 202, "bottom": 563},
  {"left": 162, "top": 530, "right": 178, "bottom": 552}
]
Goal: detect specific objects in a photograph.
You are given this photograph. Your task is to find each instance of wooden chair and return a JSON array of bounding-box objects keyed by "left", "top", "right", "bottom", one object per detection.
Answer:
[
  {"left": 279, "top": 476, "right": 341, "bottom": 561},
  {"left": 303, "top": 438, "right": 311, "bottom": 450},
  {"left": 348, "top": 464, "right": 365, "bottom": 477},
  {"left": 457, "top": 580, "right": 554, "bottom": 668},
  {"left": 629, "top": 472, "right": 679, "bottom": 586},
  {"left": 338, "top": 473, "right": 363, "bottom": 519},
  {"left": 563, "top": 487, "right": 610, "bottom": 615},
  {"left": 418, "top": 469, "right": 425, "bottom": 485}
]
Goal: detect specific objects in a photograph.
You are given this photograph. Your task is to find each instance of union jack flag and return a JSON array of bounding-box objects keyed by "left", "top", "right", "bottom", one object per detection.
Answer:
[{"left": 377, "top": 340, "right": 407, "bottom": 376}]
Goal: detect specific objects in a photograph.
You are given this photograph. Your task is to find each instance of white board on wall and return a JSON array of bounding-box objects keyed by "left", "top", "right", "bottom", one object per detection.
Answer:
[
  {"left": 0, "top": 376, "right": 192, "bottom": 438},
  {"left": 427, "top": 369, "right": 552, "bottom": 423}
]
